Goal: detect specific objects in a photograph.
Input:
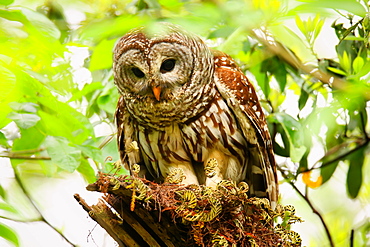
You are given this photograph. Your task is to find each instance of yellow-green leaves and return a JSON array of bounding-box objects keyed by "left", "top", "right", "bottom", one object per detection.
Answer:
[{"left": 295, "top": 14, "right": 325, "bottom": 57}]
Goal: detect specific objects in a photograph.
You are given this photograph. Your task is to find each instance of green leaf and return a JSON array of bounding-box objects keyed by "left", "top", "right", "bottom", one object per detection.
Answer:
[
  {"left": 352, "top": 56, "right": 364, "bottom": 74},
  {"left": 0, "top": 8, "right": 60, "bottom": 40},
  {"left": 0, "top": 66, "right": 18, "bottom": 128},
  {"left": 274, "top": 62, "right": 287, "bottom": 92},
  {"left": 68, "top": 82, "right": 104, "bottom": 102},
  {"left": 295, "top": 15, "right": 306, "bottom": 35},
  {"left": 81, "top": 15, "right": 145, "bottom": 43},
  {"left": 217, "top": 27, "right": 247, "bottom": 56},
  {"left": 20, "top": 8, "right": 61, "bottom": 40},
  {"left": 294, "top": 0, "right": 366, "bottom": 17},
  {"left": 0, "top": 9, "right": 26, "bottom": 23},
  {"left": 339, "top": 50, "right": 351, "bottom": 73},
  {"left": 0, "top": 0, "right": 14, "bottom": 5},
  {"left": 0, "top": 223, "right": 19, "bottom": 247},
  {"left": 260, "top": 56, "right": 287, "bottom": 93},
  {"left": 327, "top": 67, "right": 347, "bottom": 76},
  {"left": 75, "top": 144, "right": 104, "bottom": 164},
  {"left": 37, "top": 108, "right": 93, "bottom": 145},
  {"left": 44, "top": 136, "right": 82, "bottom": 172},
  {"left": 269, "top": 88, "right": 285, "bottom": 110},
  {"left": 342, "top": 36, "right": 364, "bottom": 41},
  {"left": 209, "top": 26, "right": 236, "bottom": 39},
  {"left": 270, "top": 113, "right": 307, "bottom": 162},
  {"left": 313, "top": 15, "right": 324, "bottom": 41},
  {"left": 7, "top": 112, "right": 41, "bottom": 129},
  {"left": 97, "top": 82, "right": 120, "bottom": 114},
  {"left": 89, "top": 39, "right": 116, "bottom": 71},
  {"left": 320, "top": 161, "right": 340, "bottom": 184},
  {"left": 0, "top": 184, "right": 5, "bottom": 199},
  {"left": 355, "top": 60, "right": 370, "bottom": 79},
  {"left": 12, "top": 70, "right": 94, "bottom": 143},
  {"left": 8, "top": 102, "right": 38, "bottom": 113},
  {"left": 12, "top": 125, "right": 46, "bottom": 151},
  {"left": 77, "top": 158, "right": 97, "bottom": 184},
  {"left": 0, "top": 131, "right": 9, "bottom": 148},
  {"left": 250, "top": 65, "right": 269, "bottom": 98},
  {"left": 346, "top": 146, "right": 365, "bottom": 198},
  {"left": 0, "top": 65, "right": 16, "bottom": 98},
  {"left": 271, "top": 125, "right": 290, "bottom": 157},
  {"left": 158, "top": 0, "right": 184, "bottom": 11},
  {"left": 298, "top": 150, "right": 309, "bottom": 172},
  {"left": 298, "top": 89, "right": 309, "bottom": 110},
  {"left": 0, "top": 202, "right": 17, "bottom": 214}
]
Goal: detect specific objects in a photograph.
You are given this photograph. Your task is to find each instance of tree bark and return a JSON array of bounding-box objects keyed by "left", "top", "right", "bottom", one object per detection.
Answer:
[{"left": 74, "top": 175, "right": 192, "bottom": 247}]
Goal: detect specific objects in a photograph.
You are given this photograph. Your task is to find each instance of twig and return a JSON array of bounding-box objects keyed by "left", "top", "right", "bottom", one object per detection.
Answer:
[
  {"left": 8, "top": 148, "right": 46, "bottom": 154},
  {"left": 0, "top": 148, "right": 51, "bottom": 160},
  {"left": 350, "top": 229, "right": 354, "bottom": 247},
  {"left": 0, "top": 154, "right": 51, "bottom": 160},
  {"left": 302, "top": 137, "right": 368, "bottom": 173},
  {"left": 98, "top": 134, "right": 115, "bottom": 150},
  {"left": 278, "top": 166, "right": 334, "bottom": 247},
  {"left": 12, "top": 168, "right": 76, "bottom": 246},
  {"left": 0, "top": 215, "right": 42, "bottom": 223}
]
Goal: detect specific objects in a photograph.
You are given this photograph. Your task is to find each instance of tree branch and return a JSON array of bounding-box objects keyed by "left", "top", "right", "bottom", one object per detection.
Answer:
[{"left": 302, "top": 137, "right": 368, "bottom": 173}]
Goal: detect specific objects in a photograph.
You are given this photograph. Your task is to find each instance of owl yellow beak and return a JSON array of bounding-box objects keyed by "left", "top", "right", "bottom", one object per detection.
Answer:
[{"left": 152, "top": 86, "right": 161, "bottom": 101}]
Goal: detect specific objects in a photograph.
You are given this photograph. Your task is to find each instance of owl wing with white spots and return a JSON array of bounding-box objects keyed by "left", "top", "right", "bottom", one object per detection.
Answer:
[{"left": 212, "top": 50, "right": 278, "bottom": 206}]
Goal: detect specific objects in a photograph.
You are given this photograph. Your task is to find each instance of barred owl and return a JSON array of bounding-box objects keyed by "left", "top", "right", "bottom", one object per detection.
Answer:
[{"left": 113, "top": 23, "right": 278, "bottom": 206}]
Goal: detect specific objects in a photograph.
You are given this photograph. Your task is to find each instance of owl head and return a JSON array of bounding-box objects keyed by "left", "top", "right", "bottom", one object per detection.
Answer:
[{"left": 113, "top": 23, "right": 215, "bottom": 128}]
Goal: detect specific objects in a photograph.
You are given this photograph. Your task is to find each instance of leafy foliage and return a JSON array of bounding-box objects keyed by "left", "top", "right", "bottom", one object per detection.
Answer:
[{"left": 0, "top": 0, "right": 369, "bottom": 246}]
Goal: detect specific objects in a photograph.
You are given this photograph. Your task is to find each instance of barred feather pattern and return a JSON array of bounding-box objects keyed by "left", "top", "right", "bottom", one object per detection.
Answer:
[{"left": 114, "top": 24, "right": 278, "bottom": 207}]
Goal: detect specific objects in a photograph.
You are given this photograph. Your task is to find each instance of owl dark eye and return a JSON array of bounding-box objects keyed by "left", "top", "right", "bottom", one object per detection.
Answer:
[
  {"left": 131, "top": 67, "right": 145, "bottom": 78},
  {"left": 160, "top": 59, "right": 176, "bottom": 73}
]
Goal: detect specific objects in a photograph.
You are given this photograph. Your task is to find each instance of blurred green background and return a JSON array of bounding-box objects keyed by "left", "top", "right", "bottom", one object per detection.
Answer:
[{"left": 0, "top": 0, "right": 369, "bottom": 246}]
